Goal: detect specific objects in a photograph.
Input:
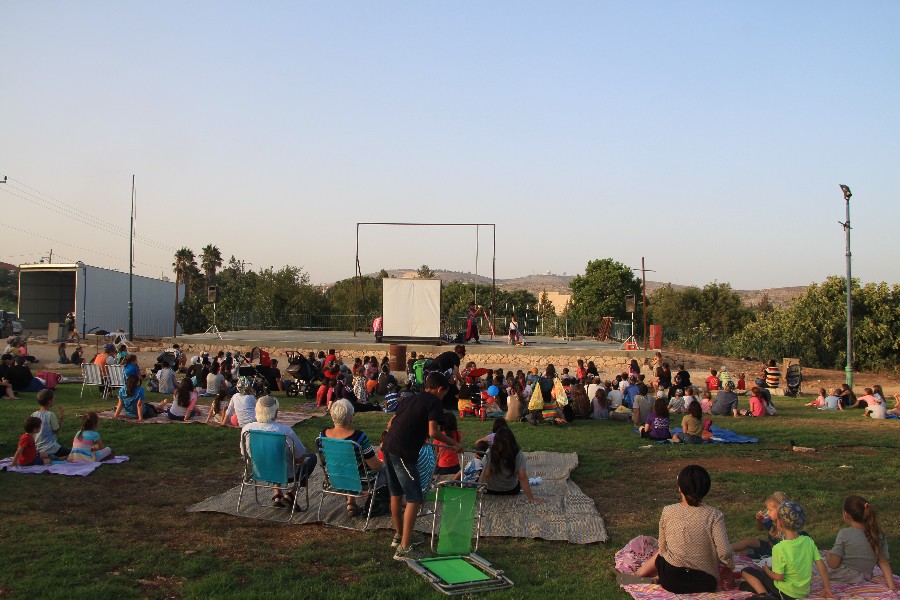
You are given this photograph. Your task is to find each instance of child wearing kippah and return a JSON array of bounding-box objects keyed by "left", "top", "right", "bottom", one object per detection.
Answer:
[{"left": 740, "top": 501, "right": 834, "bottom": 599}]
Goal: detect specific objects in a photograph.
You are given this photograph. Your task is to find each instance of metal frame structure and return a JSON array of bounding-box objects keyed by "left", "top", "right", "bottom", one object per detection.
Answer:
[
  {"left": 237, "top": 430, "right": 309, "bottom": 522},
  {"left": 354, "top": 223, "right": 497, "bottom": 336},
  {"left": 315, "top": 436, "right": 385, "bottom": 531}
]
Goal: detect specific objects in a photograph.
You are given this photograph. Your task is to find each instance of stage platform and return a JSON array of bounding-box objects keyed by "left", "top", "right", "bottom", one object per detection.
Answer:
[{"left": 170, "top": 330, "right": 653, "bottom": 370}]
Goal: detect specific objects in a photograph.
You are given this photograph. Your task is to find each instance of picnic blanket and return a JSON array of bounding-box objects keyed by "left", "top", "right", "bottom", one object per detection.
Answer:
[
  {"left": 187, "top": 450, "right": 608, "bottom": 544},
  {"left": 620, "top": 553, "right": 900, "bottom": 600},
  {"left": 655, "top": 426, "right": 758, "bottom": 444},
  {"left": 0, "top": 455, "right": 129, "bottom": 476},
  {"left": 96, "top": 404, "right": 319, "bottom": 427}
]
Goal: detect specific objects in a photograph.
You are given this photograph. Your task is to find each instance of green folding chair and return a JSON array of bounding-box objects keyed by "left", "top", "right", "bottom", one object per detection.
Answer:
[
  {"left": 405, "top": 481, "right": 513, "bottom": 596},
  {"left": 316, "top": 436, "right": 383, "bottom": 531},
  {"left": 237, "top": 429, "right": 308, "bottom": 521}
]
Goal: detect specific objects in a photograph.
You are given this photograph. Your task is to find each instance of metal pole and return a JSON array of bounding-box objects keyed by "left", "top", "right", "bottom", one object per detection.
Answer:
[
  {"left": 842, "top": 189, "right": 853, "bottom": 387},
  {"left": 128, "top": 175, "right": 134, "bottom": 340},
  {"left": 641, "top": 256, "right": 648, "bottom": 350}
]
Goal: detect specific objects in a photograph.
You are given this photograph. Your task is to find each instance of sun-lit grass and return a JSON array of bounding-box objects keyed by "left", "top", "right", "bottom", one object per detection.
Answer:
[{"left": 0, "top": 386, "right": 897, "bottom": 599}]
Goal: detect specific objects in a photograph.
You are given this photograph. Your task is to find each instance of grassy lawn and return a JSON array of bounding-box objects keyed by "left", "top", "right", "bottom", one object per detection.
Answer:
[{"left": 1, "top": 385, "right": 897, "bottom": 599}]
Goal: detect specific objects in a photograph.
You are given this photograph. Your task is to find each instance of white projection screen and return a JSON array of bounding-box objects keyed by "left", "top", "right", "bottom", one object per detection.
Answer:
[{"left": 382, "top": 278, "right": 441, "bottom": 338}]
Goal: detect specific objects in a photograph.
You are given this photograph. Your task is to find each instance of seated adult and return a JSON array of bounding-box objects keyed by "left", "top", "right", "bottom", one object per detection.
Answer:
[
  {"left": 621, "top": 465, "right": 733, "bottom": 593},
  {"left": 70, "top": 345, "right": 84, "bottom": 365},
  {"left": 114, "top": 375, "right": 164, "bottom": 421},
  {"left": 839, "top": 384, "right": 857, "bottom": 408},
  {"left": 479, "top": 427, "right": 542, "bottom": 502},
  {"left": 94, "top": 344, "right": 116, "bottom": 369},
  {"left": 631, "top": 383, "right": 653, "bottom": 427},
  {"left": 8, "top": 356, "right": 45, "bottom": 392},
  {"left": 156, "top": 363, "right": 177, "bottom": 395},
  {"left": 864, "top": 395, "right": 887, "bottom": 419},
  {"left": 222, "top": 377, "right": 257, "bottom": 427},
  {"left": 0, "top": 353, "right": 20, "bottom": 399},
  {"left": 710, "top": 381, "right": 742, "bottom": 416},
  {"left": 317, "top": 399, "right": 383, "bottom": 516},
  {"left": 241, "top": 396, "right": 317, "bottom": 508},
  {"left": 851, "top": 387, "right": 878, "bottom": 409}
]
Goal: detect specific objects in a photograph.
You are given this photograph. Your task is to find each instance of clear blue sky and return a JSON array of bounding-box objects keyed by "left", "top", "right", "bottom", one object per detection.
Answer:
[{"left": 2, "top": 1, "right": 898, "bottom": 290}]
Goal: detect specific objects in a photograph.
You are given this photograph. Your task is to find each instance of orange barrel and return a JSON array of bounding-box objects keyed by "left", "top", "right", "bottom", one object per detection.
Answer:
[{"left": 389, "top": 344, "right": 407, "bottom": 372}]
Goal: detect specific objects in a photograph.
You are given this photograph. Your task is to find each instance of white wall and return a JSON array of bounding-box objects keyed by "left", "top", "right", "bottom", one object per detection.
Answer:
[{"left": 76, "top": 265, "right": 182, "bottom": 337}]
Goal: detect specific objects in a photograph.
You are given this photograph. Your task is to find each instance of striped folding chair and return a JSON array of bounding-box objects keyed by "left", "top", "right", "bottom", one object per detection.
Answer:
[
  {"left": 81, "top": 363, "right": 106, "bottom": 398},
  {"left": 107, "top": 365, "right": 127, "bottom": 398}
]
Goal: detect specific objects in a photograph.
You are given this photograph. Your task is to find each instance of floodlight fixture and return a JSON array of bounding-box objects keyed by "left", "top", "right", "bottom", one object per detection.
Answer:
[{"left": 839, "top": 184, "right": 852, "bottom": 201}]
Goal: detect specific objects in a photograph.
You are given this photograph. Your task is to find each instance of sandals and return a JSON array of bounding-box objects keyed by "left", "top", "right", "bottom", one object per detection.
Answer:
[
  {"left": 272, "top": 494, "right": 287, "bottom": 508},
  {"left": 283, "top": 491, "right": 296, "bottom": 507},
  {"left": 346, "top": 504, "right": 363, "bottom": 517}
]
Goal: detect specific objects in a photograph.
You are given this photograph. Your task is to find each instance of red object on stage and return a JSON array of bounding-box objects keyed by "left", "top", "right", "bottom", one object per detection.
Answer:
[{"left": 649, "top": 325, "right": 663, "bottom": 350}]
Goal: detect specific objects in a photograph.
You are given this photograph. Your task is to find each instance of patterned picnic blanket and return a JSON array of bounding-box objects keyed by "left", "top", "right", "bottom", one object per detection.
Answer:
[
  {"left": 0, "top": 455, "right": 129, "bottom": 476},
  {"left": 621, "top": 554, "right": 899, "bottom": 600},
  {"left": 96, "top": 404, "right": 321, "bottom": 427}
]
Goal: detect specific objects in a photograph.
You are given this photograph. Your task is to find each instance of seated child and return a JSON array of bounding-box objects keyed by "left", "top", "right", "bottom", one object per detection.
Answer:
[
  {"left": 640, "top": 396, "right": 671, "bottom": 441},
  {"left": 667, "top": 388, "right": 686, "bottom": 414},
  {"left": 591, "top": 387, "right": 610, "bottom": 420},
  {"left": 167, "top": 377, "right": 199, "bottom": 421},
  {"left": 736, "top": 373, "right": 746, "bottom": 391},
  {"left": 864, "top": 395, "right": 887, "bottom": 419},
  {"left": 672, "top": 400, "right": 704, "bottom": 444},
  {"left": 382, "top": 383, "right": 399, "bottom": 413},
  {"left": 806, "top": 388, "right": 828, "bottom": 408},
  {"left": 740, "top": 501, "right": 833, "bottom": 599},
  {"left": 476, "top": 418, "right": 509, "bottom": 445},
  {"left": 732, "top": 491, "right": 790, "bottom": 558},
  {"left": 825, "top": 495, "right": 896, "bottom": 590},
  {"left": 67, "top": 412, "right": 114, "bottom": 462},
  {"left": 32, "top": 389, "right": 70, "bottom": 459},
  {"left": 205, "top": 389, "right": 230, "bottom": 424},
  {"left": 11, "top": 416, "right": 52, "bottom": 466},
  {"left": 433, "top": 411, "right": 462, "bottom": 478},
  {"left": 462, "top": 440, "right": 489, "bottom": 482},
  {"left": 699, "top": 390, "right": 713, "bottom": 413}
]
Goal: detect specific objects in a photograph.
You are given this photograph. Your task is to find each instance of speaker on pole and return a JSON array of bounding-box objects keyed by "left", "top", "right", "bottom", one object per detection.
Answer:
[
  {"left": 207, "top": 285, "right": 218, "bottom": 304},
  {"left": 625, "top": 294, "right": 636, "bottom": 313}
]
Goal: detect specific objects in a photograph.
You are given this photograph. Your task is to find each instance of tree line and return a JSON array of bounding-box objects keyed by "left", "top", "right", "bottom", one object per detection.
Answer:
[{"left": 174, "top": 250, "right": 899, "bottom": 373}]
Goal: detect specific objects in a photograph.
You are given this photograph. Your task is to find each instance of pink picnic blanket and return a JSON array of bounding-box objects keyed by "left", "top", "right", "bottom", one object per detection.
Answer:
[
  {"left": 621, "top": 555, "right": 900, "bottom": 600},
  {"left": 0, "top": 455, "right": 129, "bottom": 476},
  {"left": 96, "top": 404, "right": 319, "bottom": 427}
]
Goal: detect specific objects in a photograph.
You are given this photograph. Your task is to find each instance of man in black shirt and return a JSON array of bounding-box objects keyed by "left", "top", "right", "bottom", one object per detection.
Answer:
[
  {"left": 434, "top": 345, "right": 466, "bottom": 410},
  {"left": 382, "top": 372, "right": 462, "bottom": 559}
]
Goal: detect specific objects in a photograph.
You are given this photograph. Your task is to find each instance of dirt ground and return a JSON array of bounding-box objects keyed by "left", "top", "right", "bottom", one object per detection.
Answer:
[{"left": 18, "top": 338, "right": 900, "bottom": 397}]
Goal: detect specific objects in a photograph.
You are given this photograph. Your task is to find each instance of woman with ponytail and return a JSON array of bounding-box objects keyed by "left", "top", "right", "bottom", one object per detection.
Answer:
[
  {"left": 619, "top": 465, "right": 734, "bottom": 593},
  {"left": 825, "top": 495, "right": 896, "bottom": 591}
]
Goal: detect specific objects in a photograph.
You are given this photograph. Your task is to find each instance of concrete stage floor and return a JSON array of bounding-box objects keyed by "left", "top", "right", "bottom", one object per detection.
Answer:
[{"left": 173, "top": 329, "right": 650, "bottom": 358}]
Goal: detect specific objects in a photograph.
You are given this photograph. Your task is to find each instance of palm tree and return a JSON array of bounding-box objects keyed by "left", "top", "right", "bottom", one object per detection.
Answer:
[
  {"left": 201, "top": 244, "right": 223, "bottom": 284},
  {"left": 173, "top": 247, "right": 197, "bottom": 301}
]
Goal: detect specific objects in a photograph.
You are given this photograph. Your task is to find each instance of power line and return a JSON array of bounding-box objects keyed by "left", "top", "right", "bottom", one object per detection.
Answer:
[
  {"left": 0, "top": 222, "right": 169, "bottom": 272},
  {"left": 2, "top": 178, "right": 178, "bottom": 252}
]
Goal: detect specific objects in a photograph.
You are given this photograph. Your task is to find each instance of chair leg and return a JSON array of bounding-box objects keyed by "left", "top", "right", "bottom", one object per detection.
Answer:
[{"left": 237, "top": 482, "right": 246, "bottom": 513}]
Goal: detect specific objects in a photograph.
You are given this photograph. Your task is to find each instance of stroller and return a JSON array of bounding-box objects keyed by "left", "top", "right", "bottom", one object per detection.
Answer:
[
  {"left": 783, "top": 361, "right": 802, "bottom": 397},
  {"left": 284, "top": 352, "right": 324, "bottom": 398}
]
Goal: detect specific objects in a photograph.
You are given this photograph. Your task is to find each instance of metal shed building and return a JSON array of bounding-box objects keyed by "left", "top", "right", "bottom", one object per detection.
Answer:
[{"left": 17, "top": 262, "right": 182, "bottom": 337}]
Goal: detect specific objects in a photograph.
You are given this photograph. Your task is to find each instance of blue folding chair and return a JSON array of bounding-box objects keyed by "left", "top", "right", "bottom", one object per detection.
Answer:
[
  {"left": 238, "top": 429, "right": 309, "bottom": 521},
  {"left": 315, "top": 436, "right": 384, "bottom": 531}
]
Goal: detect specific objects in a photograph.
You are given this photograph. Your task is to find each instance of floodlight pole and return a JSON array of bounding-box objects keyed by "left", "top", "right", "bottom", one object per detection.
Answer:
[
  {"left": 128, "top": 175, "right": 134, "bottom": 341},
  {"left": 840, "top": 184, "right": 853, "bottom": 388},
  {"left": 641, "top": 257, "right": 648, "bottom": 350}
]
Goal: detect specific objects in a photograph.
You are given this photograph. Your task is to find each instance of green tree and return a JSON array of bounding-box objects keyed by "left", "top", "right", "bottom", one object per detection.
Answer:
[
  {"left": 725, "top": 277, "right": 900, "bottom": 372},
  {"left": 568, "top": 259, "right": 642, "bottom": 320},
  {"left": 326, "top": 276, "right": 383, "bottom": 315},
  {"left": 417, "top": 265, "right": 435, "bottom": 279},
  {"left": 0, "top": 267, "right": 17, "bottom": 312}
]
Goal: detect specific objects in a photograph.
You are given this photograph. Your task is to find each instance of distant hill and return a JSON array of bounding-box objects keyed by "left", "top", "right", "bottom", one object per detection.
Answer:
[{"left": 367, "top": 269, "right": 806, "bottom": 309}]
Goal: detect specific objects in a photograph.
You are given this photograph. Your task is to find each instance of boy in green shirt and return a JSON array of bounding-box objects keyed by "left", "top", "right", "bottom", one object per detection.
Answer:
[{"left": 740, "top": 501, "right": 834, "bottom": 599}]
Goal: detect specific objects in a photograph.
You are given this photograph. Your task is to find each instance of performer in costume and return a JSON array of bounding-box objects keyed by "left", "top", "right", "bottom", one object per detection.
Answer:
[{"left": 465, "top": 301, "right": 483, "bottom": 344}]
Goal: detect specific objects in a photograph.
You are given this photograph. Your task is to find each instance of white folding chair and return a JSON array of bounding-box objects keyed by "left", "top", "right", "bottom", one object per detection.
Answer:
[{"left": 81, "top": 363, "right": 106, "bottom": 398}]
